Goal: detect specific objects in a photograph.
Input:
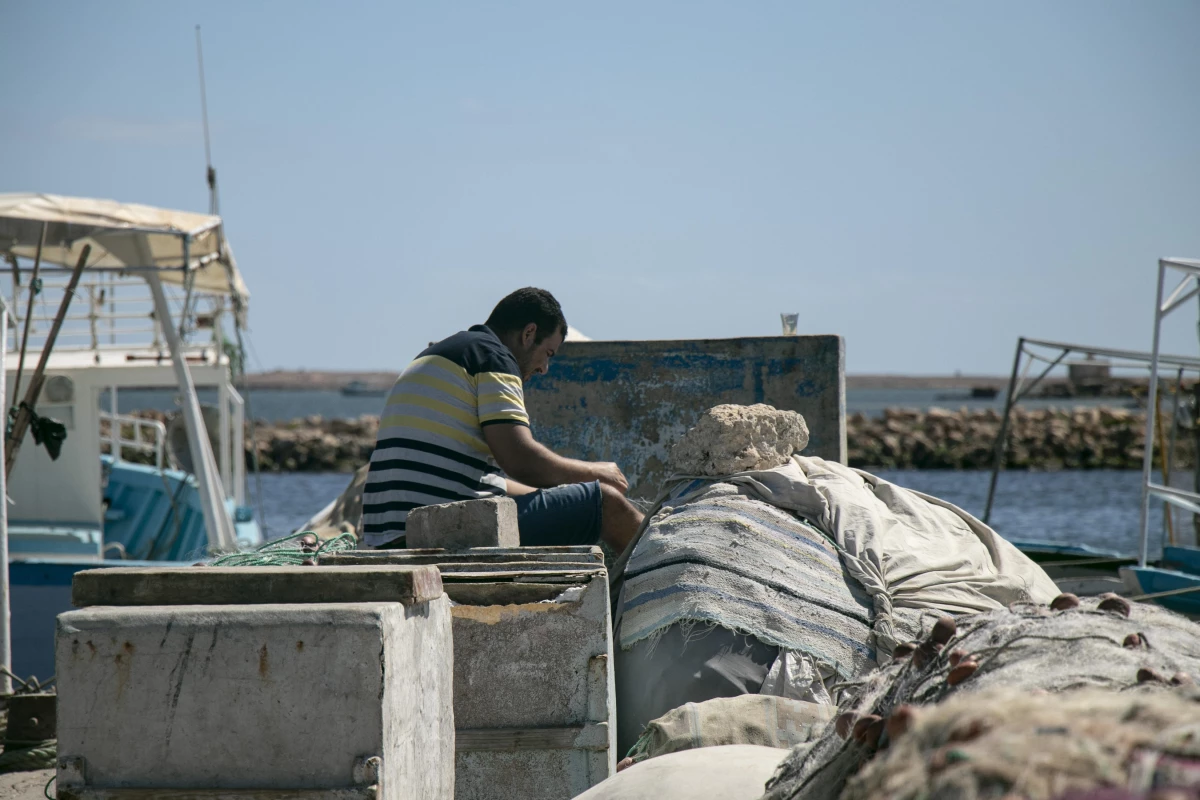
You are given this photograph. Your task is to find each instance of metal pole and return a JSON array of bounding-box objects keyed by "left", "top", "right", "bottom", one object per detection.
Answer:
[
  {"left": 218, "top": 374, "right": 231, "bottom": 498},
  {"left": 1156, "top": 385, "right": 1175, "bottom": 545},
  {"left": 1139, "top": 260, "right": 1168, "bottom": 567},
  {"left": 1166, "top": 368, "right": 1184, "bottom": 543},
  {"left": 6, "top": 245, "right": 91, "bottom": 478},
  {"left": 230, "top": 386, "right": 246, "bottom": 506},
  {"left": 13, "top": 221, "right": 47, "bottom": 401},
  {"left": 146, "top": 250, "right": 236, "bottom": 553},
  {"left": 0, "top": 298, "right": 11, "bottom": 695},
  {"left": 983, "top": 337, "right": 1025, "bottom": 525},
  {"left": 1192, "top": 382, "right": 1200, "bottom": 547},
  {"left": 88, "top": 284, "right": 98, "bottom": 350},
  {"left": 110, "top": 385, "right": 120, "bottom": 462}
]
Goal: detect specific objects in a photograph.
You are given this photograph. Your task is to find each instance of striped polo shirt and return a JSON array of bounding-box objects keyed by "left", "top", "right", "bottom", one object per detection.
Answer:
[{"left": 361, "top": 325, "right": 528, "bottom": 547}]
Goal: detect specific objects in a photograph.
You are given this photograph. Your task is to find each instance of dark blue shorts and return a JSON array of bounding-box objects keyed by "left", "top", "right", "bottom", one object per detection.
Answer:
[{"left": 513, "top": 480, "right": 603, "bottom": 547}]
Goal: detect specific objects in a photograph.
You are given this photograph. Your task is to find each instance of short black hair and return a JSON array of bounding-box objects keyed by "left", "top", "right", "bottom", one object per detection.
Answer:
[{"left": 485, "top": 288, "right": 568, "bottom": 343}]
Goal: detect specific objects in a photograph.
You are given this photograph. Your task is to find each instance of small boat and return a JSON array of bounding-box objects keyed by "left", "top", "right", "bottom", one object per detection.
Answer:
[
  {"left": 1121, "top": 547, "right": 1200, "bottom": 616},
  {"left": 0, "top": 193, "right": 263, "bottom": 680},
  {"left": 1012, "top": 539, "right": 1135, "bottom": 597},
  {"left": 933, "top": 385, "right": 1000, "bottom": 402},
  {"left": 340, "top": 380, "right": 388, "bottom": 397}
]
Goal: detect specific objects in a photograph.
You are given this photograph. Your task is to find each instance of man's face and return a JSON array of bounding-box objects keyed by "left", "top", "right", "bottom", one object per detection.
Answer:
[{"left": 512, "top": 324, "right": 564, "bottom": 381}]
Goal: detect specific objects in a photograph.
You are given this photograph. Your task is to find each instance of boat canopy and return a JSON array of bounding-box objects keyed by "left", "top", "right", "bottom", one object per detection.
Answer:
[{"left": 0, "top": 193, "right": 249, "bottom": 307}]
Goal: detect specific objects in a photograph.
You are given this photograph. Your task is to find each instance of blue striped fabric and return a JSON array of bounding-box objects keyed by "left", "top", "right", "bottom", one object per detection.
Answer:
[{"left": 617, "top": 484, "right": 877, "bottom": 679}]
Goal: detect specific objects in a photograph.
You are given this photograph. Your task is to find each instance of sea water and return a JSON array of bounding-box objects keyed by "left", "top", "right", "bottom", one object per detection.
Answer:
[{"left": 248, "top": 468, "right": 1190, "bottom": 559}]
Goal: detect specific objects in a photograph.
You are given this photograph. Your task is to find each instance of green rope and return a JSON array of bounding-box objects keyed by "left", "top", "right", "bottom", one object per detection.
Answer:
[
  {"left": 208, "top": 530, "right": 358, "bottom": 567},
  {"left": 0, "top": 739, "right": 56, "bottom": 774}
]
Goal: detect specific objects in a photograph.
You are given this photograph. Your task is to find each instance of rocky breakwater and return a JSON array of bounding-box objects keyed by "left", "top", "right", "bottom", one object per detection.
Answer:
[
  {"left": 121, "top": 406, "right": 1187, "bottom": 472},
  {"left": 847, "top": 406, "right": 1186, "bottom": 470},
  {"left": 250, "top": 415, "right": 379, "bottom": 472}
]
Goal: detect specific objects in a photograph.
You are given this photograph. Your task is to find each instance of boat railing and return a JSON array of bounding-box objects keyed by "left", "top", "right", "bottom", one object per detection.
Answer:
[
  {"left": 99, "top": 411, "right": 167, "bottom": 470},
  {"left": 5, "top": 274, "right": 224, "bottom": 358}
]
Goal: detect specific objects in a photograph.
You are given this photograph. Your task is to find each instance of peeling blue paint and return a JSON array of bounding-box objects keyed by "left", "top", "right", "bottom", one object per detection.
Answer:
[{"left": 525, "top": 336, "right": 846, "bottom": 499}]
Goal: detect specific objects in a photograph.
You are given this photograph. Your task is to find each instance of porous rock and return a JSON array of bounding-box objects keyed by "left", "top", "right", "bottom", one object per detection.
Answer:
[{"left": 667, "top": 404, "right": 810, "bottom": 476}]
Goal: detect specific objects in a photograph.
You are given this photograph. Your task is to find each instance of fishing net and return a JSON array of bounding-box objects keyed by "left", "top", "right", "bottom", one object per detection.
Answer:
[
  {"left": 763, "top": 595, "right": 1200, "bottom": 800},
  {"left": 838, "top": 687, "right": 1200, "bottom": 800},
  {"left": 207, "top": 530, "right": 357, "bottom": 567}
]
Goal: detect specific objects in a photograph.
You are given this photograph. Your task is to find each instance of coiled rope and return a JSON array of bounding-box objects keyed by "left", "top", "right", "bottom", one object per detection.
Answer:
[{"left": 0, "top": 738, "right": 56, "bottom": 774}]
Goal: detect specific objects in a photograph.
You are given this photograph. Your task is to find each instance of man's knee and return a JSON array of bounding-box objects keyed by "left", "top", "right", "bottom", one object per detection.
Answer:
[
  {"left": 599, "top": 482, "right": 623, "bottom": 506},
  {"left": 599, "top": 482, "right": 639, "bottom": 515}
]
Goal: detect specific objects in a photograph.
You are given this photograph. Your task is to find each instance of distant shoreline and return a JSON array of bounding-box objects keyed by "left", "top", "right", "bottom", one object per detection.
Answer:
[{"left": 244, "top": 370, "right": 1018, "bottom": 392}]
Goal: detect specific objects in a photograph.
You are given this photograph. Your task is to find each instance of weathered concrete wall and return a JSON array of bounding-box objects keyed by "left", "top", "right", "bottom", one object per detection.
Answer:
[
  {"left": 451, "top": 573, "right": 615, "bottom": 799},
  {"left": 524, "top": 336, "right": 845, "bottom": 500},
  {"left": 56, "top": 600, "right": 454, "bottom": 798}
]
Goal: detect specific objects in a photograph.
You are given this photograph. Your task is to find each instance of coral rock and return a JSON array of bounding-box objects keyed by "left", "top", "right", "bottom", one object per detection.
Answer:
[{"left": 667, "top": 404, "right": 809, "bottom": 476}]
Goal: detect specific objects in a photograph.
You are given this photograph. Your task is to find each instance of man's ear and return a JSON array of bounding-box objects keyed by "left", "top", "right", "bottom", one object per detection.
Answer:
[{"left": 521, "top": 322, "right": 538, "bottom": 347}]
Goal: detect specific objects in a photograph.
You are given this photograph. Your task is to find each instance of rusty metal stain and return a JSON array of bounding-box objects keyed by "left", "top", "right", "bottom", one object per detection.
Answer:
[
  {"left": 452, "top": 602, "right": 569, "bottom": 625},
  {"left": 114, "top": 643, "right": 133, "bottom": 700},
  {"left": 258, "top": 643, "right": 270, "bottom": 679}
]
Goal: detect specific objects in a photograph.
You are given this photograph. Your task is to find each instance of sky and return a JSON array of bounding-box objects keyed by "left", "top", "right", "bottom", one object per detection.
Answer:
[{"left": 2, "top": 1, "right": 1199, "bottom": 375}]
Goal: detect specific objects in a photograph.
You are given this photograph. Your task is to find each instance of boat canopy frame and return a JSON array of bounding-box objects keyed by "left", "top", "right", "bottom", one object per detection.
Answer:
[
  {"left": 0, "top": 193, "right": 249, "bottom": 311},
  {"left": 0, "top": 194, "right": 244, "bottom": 560},
  {"left": 982, "top": 333, "right": 1200, "bottom": 547}
]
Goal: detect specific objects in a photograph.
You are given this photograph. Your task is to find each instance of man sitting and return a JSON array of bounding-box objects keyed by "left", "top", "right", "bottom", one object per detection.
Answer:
[{"left": 361, "top": 287, "right": 644, "bottom": 551}]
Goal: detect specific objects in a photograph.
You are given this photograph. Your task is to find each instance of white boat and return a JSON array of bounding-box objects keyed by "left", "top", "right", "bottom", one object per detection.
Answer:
[{"left": 0, "top": 193, "right": 262, "bottom": 682}]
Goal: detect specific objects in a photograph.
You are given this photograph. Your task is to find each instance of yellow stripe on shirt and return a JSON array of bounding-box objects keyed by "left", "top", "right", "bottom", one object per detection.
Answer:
[
  {"left": 377, "top": 414, "right": 492, "bottom": 455},
  {"left": 383, "top": 392, "right": 478, "bottom": 428}
]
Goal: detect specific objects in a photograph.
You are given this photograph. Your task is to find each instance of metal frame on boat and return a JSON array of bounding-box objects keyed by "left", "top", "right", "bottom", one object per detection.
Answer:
[
  {"left": 1139, "top": 258, "right": 1200, "bottom": 565},
  {"left": 983, "top": 336, "right": 1200, "bottom": 528},
  {"left": 1113, "top": 258, "right": 1200, "bottom": 616}
]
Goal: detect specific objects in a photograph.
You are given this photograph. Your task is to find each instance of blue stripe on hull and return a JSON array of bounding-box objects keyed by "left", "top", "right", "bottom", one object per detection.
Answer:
[
  {"left": 1120, "top": 565, "right": 1200, "bottom": 615},
  {"left": 9, "top": 559, "right": 194, "bottom": 682},
  {"left": 1162, "top": 546, "right": 1200, "bottom": 578}
]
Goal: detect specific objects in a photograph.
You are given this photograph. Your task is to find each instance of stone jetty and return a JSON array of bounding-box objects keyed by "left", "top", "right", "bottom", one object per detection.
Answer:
[
  {"left": 112, "top": 407, "right": 1189, "bottom": 472},
  {"left": 847, "top": 406, "right": 1178, "bottom": 470}
]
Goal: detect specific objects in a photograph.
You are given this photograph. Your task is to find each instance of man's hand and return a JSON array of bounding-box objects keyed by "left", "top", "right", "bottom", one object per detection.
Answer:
[
  {"left": 484, "top": 422, "right": 632, "bottom": 493},
  {"left": 590, "top": 462, "right": 629, "bottom": 493}
]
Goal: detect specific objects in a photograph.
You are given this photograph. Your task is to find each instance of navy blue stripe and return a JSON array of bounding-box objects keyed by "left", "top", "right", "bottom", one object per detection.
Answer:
[
  {"left": 369, "top": 459, "right": 499, "bottom": 491},
  {"left": 372, "top": 437, "right": 495, "bottom": 472},
  {"left": 363, "top": 520, "right": 407, "bottom": 534},
  {"left": 623, "top": 555, "right": 871, "bottom": 622},
  {"left": 362, "top": 500, "right": 425, "bottom": 515},
  {"left": 416, "top": 326, "right": 522, "bottom": 378},
  {"left": 363, "top": 481, "right": 477, "bottom": 502},
  {"left": 480, "top": 419, "right": 529, "bottom": 428}
]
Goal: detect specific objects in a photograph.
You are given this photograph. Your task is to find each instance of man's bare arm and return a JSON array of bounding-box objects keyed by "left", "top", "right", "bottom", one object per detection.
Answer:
[{"left": 483, "top": 423, "right": 629, "bottom": 492}]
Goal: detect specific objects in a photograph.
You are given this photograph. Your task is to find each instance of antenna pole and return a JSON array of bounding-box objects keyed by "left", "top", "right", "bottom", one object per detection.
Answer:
[{"left": 195, "top": 25, "right": 217, "bottom": 215}]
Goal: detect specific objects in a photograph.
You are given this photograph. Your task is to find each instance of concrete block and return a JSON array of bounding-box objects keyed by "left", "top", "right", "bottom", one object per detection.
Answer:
[
  {"left": 449, "top": 570, "right": 615, "bottom": 799},
  {"left": 56, "top": 601, "right": 454, "bottom": 799},
  {"left": 405, "top": 497, "right": 519, "bottom": 550},
  {"left": 71, "top": 564, "right": 443, "bottom": 608}
]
